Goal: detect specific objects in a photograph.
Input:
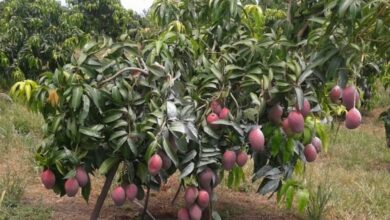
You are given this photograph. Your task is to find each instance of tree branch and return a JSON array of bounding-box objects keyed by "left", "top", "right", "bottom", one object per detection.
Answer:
[
  {"left": 141, "top": 186, "right": 151, "bottom": 220},
  {"left": 133, "top": 200, "right": 156, "bottom": 220},
  {"left": 90, "top": 163, "right": 119, "bottom": 220},
  {"left": 171, "top": 181, "right": 182, "bottom": 205},
  {"left": 98, "top": 67, "right": 148, "bottom": 86},
  {"left": 287, "top": 0, "right": 293, "bottom": 24}
]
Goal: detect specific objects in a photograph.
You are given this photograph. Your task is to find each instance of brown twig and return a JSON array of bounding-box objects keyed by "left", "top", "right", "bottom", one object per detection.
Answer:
[
  {"left": 98, "top": 67, "right": 148, "bottom": 86},
  {"left": 171, "top": 181, "right": 182, "bottom": 205},
  {"left": 141, "top": 186, "right": 151, "bottom": 220},
  {"left": 133, "top": 200, "right": 156, "bottom": 220}
]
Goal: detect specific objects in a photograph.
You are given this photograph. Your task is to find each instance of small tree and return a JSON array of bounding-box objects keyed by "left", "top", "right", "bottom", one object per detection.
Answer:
[{"left": 10, "top": 0, "right": 377, "bottom": 219}]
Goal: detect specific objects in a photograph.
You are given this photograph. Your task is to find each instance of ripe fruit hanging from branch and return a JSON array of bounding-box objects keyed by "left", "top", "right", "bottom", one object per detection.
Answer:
[
  {"left": 75, "top": 167, "right": 89, "bottom": 187},
  {"left": 304, "top": 144, "right": 317, "bottom": 162},
  {"left": 65, "top": 178, "right": 79, "bottom": 197},
  {"left": 197, "top": 190, "right": 210, "bottom": 209},
  {"left": 296, "top": 99, "right": 311, "bottom": 117},
  {"left": 184, "top": 187, "right": 199, "bottom": 207},
  {"left": 40, "top": 169, "right": 55, "bottom": 189},
  {"left": 210, "top": 100, "right": 222, "bottom": 114},
  {"left": 330, "top": 85, "right": 342, "bottom": 103},
  {"left": 148, "top": 154, "right": 163, "bottom": 176},
  {"left": 219, "top": 107, "right": 230, "bottom": 119},
  {"left": 345, "top": 108, "right": 362, "bottom": 129},
  {"left": 236, "top": 151, "right": 248, "bottom": 167},
  {"left": 311, "top": 137, "right": 322, "bottom": 153},
  {"left": 177, "top": 208, "right": 190, "bottom": 220},
  {"left": 111, "top": 186, "right": 126, "bottom": 206},
  {"left": 222, "top": 150, "right": 237, "bottom": 170},
  {"left": 342, "top": 86, "right": 360, "bottom": 110},
  {"left": 287, "top": 111, "right": 305, "bottom": 133},
  {"left": 125, "top": 184, "right": 138, "bottom": 201},
  {"left": 248, "top": 127, "right": 265, "bottom": 152},
  {"left": 268, "top": 104, "right": 283, "bottom": 124}
]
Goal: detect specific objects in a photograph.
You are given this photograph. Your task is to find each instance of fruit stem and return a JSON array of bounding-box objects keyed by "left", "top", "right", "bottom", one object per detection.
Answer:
[
  {"left": 89, "top": 163, "right": 119, "bottom": 220},
  {"left": 171, "top": 181, "right": 182, "bottom": 205},
  {"left": 141, "top": 186, "right": 151, "bottom": 220}
]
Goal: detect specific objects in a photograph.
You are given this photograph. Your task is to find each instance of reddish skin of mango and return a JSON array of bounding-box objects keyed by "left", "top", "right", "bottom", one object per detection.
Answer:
[
  {"left": 219, "top": 107, "right": 230, "bottom": 119},
  {"left": 41, "top": 169, "right": 55, "bottom": 189},
  {"left": 287, "top": 111, "right": 304, "bottom": 133},
  {"left": 222, "top": 150, "right": 236, "bottom": 170},
  {"left": 189, "top": 204, "right": 202, "bottom": 220},
  {"left": 248, "top": 127, "right": 265, "bottom": 152},
  {"left": 111, "top": 186, "right": 126, "bottom": 206},
  {"left": 177, "top": 208, "right": 190, "bottom": 220},
  {"left": 206, "top": 113, "right": 219, "bottom": 128},
  {"left": 199, "top": 168, "right": 213, "bottom": 189},
  {"left": 296, "top": 99, "right": 311, "bottom": 117},
  {"left": 125, "top": 184, "right": 138, "bottom": 201},
  {"left": 184, "top": 187, "right": 199, "bottom": 207},
  {"left": 197, "top": 190, "right": 210, "bottom": 209},
  {"left": 311, "top": 137, "right": 322, "bottom": 153},
  {"left": 304, "top": 144, "right": 317, "bottom": 162},
  {"left": 345, "top": 108, "right": 362, "bottom": 129},
  {"left": 210, "top": 100, "right": 222, "bottom": 114},
  {"left": 282, "top": 118, "right": 293, "bottom": 136},
  {"left": 148, "top": 154, "right": 163, "bottom": 176},
  {"left": 75, "top": 166, "right": 89, "bottom": 187},
  {"left": 236, "top": 151, "right": 248, "bottom": 167},
  {"left": 268, "top": 104, "right": 283, "bottom": 124},
  {"left": 330, "top": 85, "right": 342, "bottom": 103},
  {"left": 342, "top": 86, "right": 360, "bottom": 110},
  {"left": 65, "top": 178, "right": 79, "bottom": 197}
]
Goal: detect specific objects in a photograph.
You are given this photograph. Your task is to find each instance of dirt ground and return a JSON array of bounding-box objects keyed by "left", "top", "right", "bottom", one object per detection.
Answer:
[{"left": 21, "top": 174, "right": 299, "bottom": 220}]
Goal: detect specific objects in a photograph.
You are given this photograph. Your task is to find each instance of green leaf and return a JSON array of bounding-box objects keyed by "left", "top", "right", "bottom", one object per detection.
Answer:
[
  {"left": 99, "top": 157, "right": 120, "bottom": 175},
  {"left": 203, "top": 126, "right": 219, "bottom": 139},
  {"left": 210, "top": 64, "right": 223, "bottom": 82},
  {"left": 81, "top": 180, "right": 91, "bottom": 203},
  {"left": 71, "top": 86, "right": 83, "bottom": 111},
  {"left": 79, "top": 95, "right": 90, "bottom": 124},
  {"left": 338, "top": 0, "right": 354, "bottom": 17},
  {"left": 103, "top": 112, "right": 123, "bottom": 124},
  {"left": 294, "top": 87, "right": 304, "bottom": 110},
  {"left": 179, "top": 162, "right": 194, "bottom": 179},
  {"left": 79, "top": 126, "right": 103, "bottom": 139},
  {"left": 163, "top": 136, "right": 179, "bottom": 167},
  {"left": 109, "top": 130, "right": 127, "bottom": 142},
  {"left": 259, "top": 179, "right": 280, "bottom": 195}
]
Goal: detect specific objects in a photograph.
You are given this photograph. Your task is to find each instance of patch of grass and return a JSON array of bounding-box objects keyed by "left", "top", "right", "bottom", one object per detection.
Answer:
[
  {"left": 0, "top": 201, "right": 52, "bottom": 220},
  {"left": 0, "top": 99, "right": 51, "bottom": 219},
  {"left": 306, "top": 122, "right": 390, "bottom": 219},
  {"left": 0, "top": 99, "right": 42, "bottom": 156}
]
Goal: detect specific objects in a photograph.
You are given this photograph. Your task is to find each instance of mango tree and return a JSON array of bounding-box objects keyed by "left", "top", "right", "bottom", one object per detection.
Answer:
[{"left": 9, "top": 0, "right": 373, "bottom": 219}]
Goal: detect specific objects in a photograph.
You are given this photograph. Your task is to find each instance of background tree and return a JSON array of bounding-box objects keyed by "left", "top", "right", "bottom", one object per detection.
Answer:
[{"left": 66, "top": 0, "right": 142, "bottom": 39}]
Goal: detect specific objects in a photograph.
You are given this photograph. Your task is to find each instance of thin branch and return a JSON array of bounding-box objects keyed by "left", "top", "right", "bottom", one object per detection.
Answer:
[
  {"left": 171, "top": 181, "right": 182, "bottom": 205},
  {"left": 297, "top": 22, "right": 309, "bottom": 41},
  {"left": 133, "top": 200, "right": 156, "bottom": 220},
  {"left": 141, "top": 186, "right": 151, "bottom": 220},
  {"left": 287, "top": 0, "right": 293, "bottom": 24},
  {"left": 98, "top": 67, "right": 148, "bottom": 86}
]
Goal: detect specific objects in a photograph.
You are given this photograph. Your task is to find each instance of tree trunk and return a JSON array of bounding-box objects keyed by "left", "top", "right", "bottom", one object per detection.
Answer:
[{"left": 90, "top": 164, "right": 119, "bottom": 220}]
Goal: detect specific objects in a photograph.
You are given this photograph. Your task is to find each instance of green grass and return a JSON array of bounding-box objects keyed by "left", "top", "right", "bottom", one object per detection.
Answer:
[
  {"left": 305, "top": 117, "right": 390, "bottom": 219},
  {"left": 0, "top": 99, "right": 51, "bottom": 219}
]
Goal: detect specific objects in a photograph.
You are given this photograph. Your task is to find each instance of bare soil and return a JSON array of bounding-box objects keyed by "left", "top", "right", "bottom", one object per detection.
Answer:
[{"left": 20, "top": 174, "right": 300, "bottom": 220}]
